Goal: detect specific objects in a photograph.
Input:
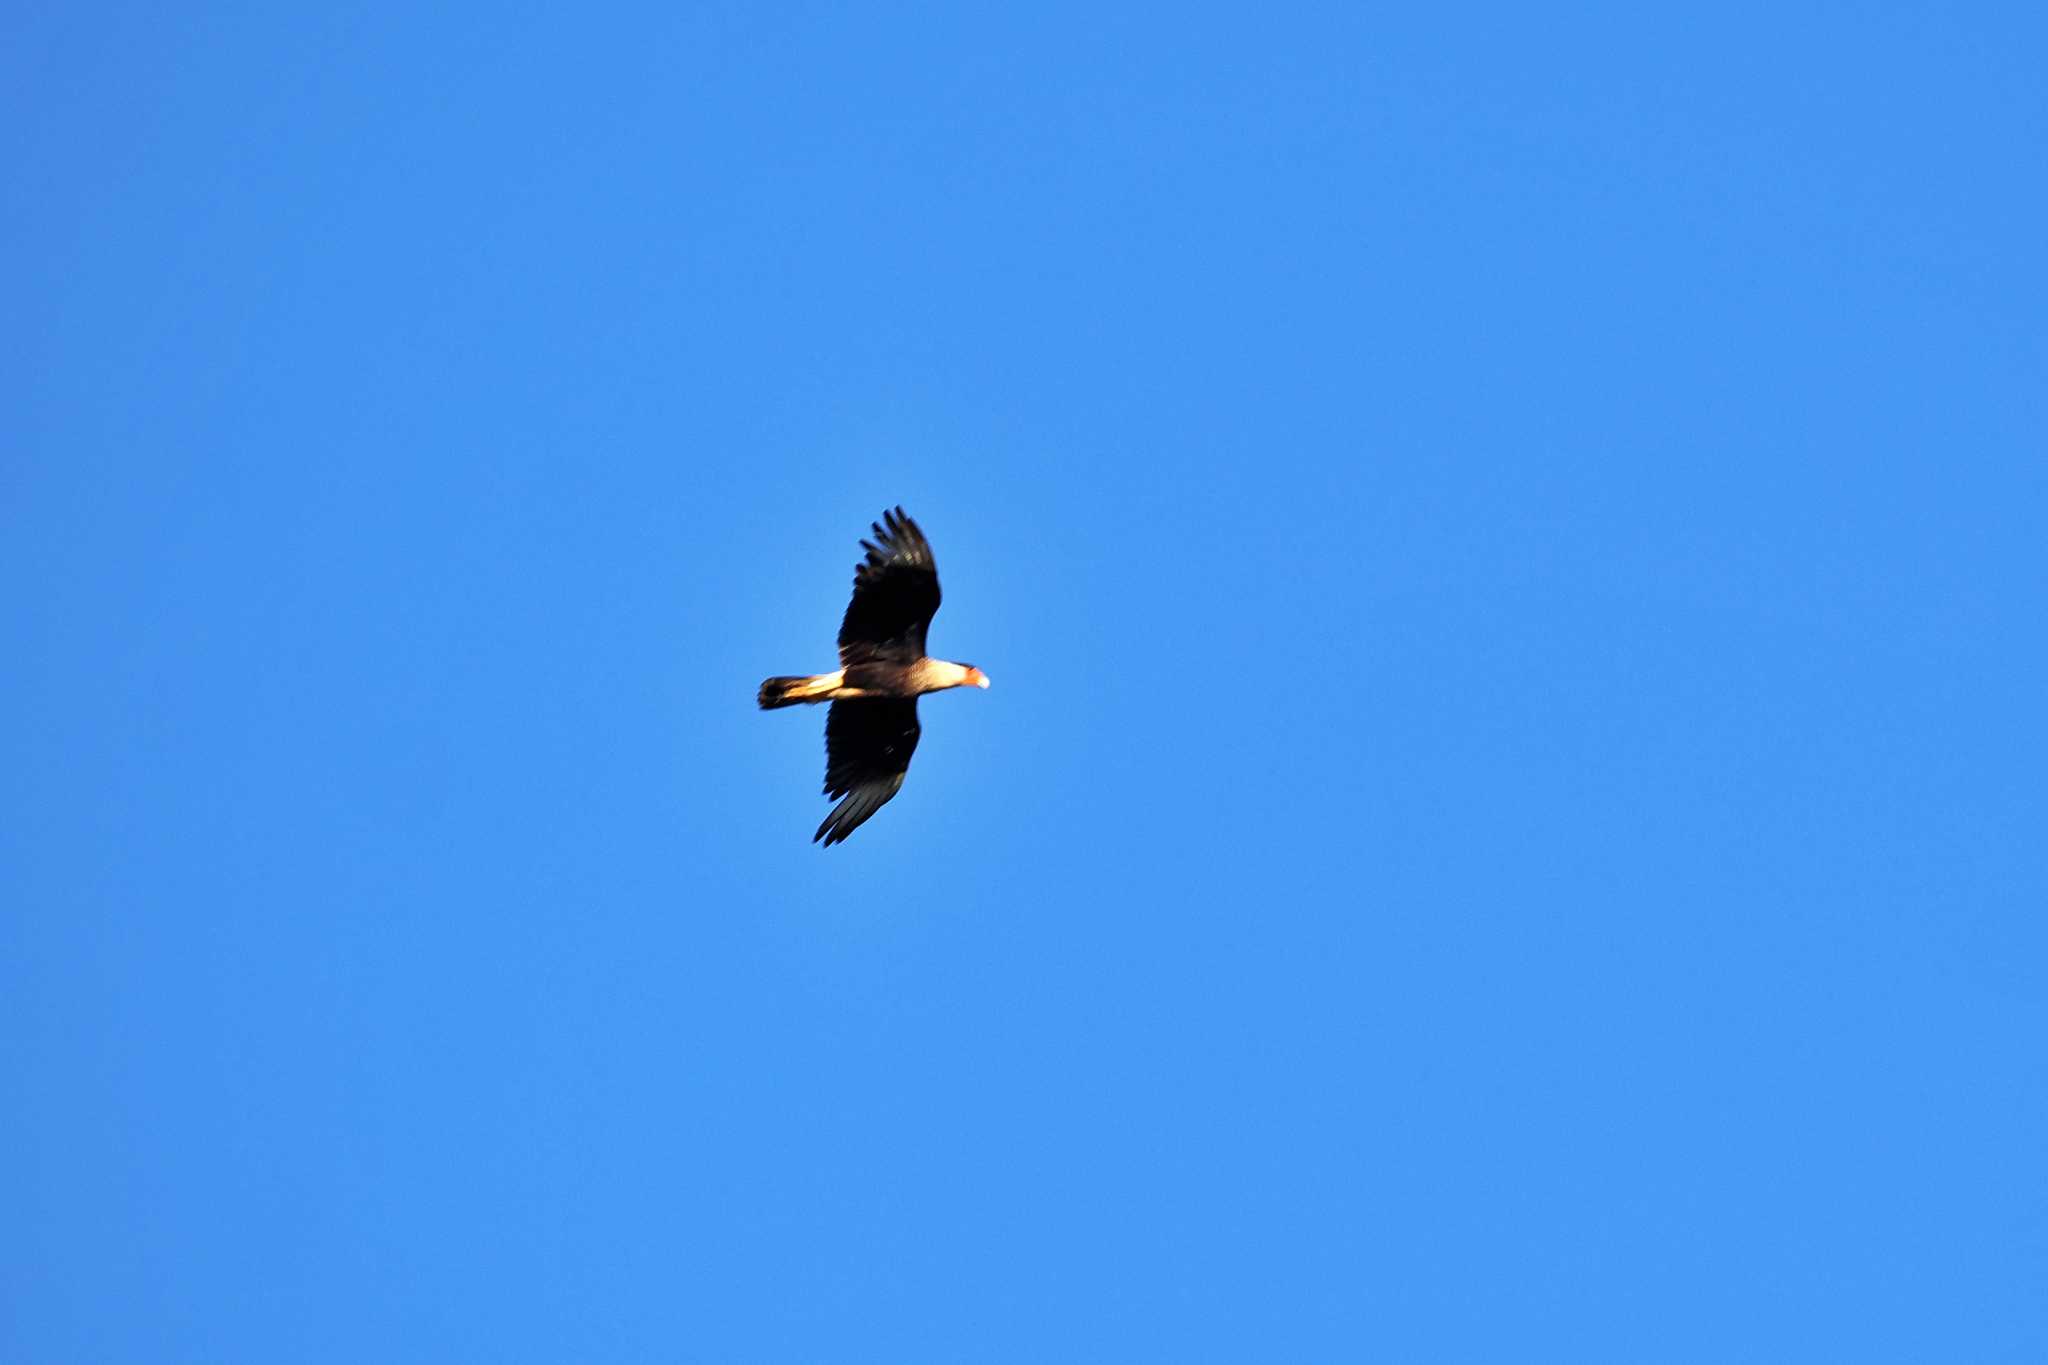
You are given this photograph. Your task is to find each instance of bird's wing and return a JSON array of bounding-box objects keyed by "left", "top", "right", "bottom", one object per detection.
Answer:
[
  {"left": 816, "top": 699, "right": 921, "bottom": 846},
  {"left": 837, "top": 506, "right": 941, "bottom": 666}
]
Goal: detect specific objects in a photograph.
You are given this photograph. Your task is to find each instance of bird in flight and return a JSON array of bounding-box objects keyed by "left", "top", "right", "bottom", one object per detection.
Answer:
[{"left": 758, "top": 507, "right": 990, "bottom": 846}]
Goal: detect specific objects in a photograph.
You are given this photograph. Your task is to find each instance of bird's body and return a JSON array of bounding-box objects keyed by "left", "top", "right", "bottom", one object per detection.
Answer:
[
  {"left": 757, "top": 658, "right": 984, "bottom": 707},
  {"left": 758, "top": 508, "right": 988, "bottom": 845}
]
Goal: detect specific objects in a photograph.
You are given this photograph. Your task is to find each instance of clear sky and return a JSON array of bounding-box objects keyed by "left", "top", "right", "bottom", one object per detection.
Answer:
[{"left": 6, "top": 5, "right": 2044, "bottom": 1361}]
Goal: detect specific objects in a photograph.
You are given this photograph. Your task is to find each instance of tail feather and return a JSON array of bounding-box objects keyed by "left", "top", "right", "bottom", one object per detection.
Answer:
[{"left": 759, "top": 675, "right": 830, "bottom": 709}]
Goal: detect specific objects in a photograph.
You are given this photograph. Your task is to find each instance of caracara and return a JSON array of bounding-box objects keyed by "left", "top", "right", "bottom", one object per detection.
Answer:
[{"left": 759, "top": 507, "right": 990, "bottom": 846}]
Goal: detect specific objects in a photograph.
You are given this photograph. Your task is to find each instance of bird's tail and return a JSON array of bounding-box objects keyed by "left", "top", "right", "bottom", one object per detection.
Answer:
[{"left": 758, "top": 673, "right": 840, "bottom": 709}]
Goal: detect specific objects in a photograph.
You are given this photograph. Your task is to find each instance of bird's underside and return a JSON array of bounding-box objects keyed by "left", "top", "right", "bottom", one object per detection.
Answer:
[
  {"left": 757, "top": 507, "right": 988, "bottom": 846},
  {"left": 756, "top": 658, "right": 984, "bottom": 707}
]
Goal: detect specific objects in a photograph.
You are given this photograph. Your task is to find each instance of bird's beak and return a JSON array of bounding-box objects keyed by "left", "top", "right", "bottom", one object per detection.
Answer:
[{"left": 971, "top": 668, "right": 991, "bottom": 689}]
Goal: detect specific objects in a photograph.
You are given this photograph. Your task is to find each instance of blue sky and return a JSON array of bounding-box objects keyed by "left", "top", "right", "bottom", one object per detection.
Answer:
[{"left": 5, "top": 5, "right": 2044, "bottom": 1360}]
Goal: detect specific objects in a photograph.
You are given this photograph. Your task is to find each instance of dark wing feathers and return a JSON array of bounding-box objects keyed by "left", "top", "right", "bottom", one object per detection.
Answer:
[
  {"left": 837, "top": 505, "right": 941, "bottom": 665},
  {"left": 815, "top": 699, "right": 921, "bottom": 846}
]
